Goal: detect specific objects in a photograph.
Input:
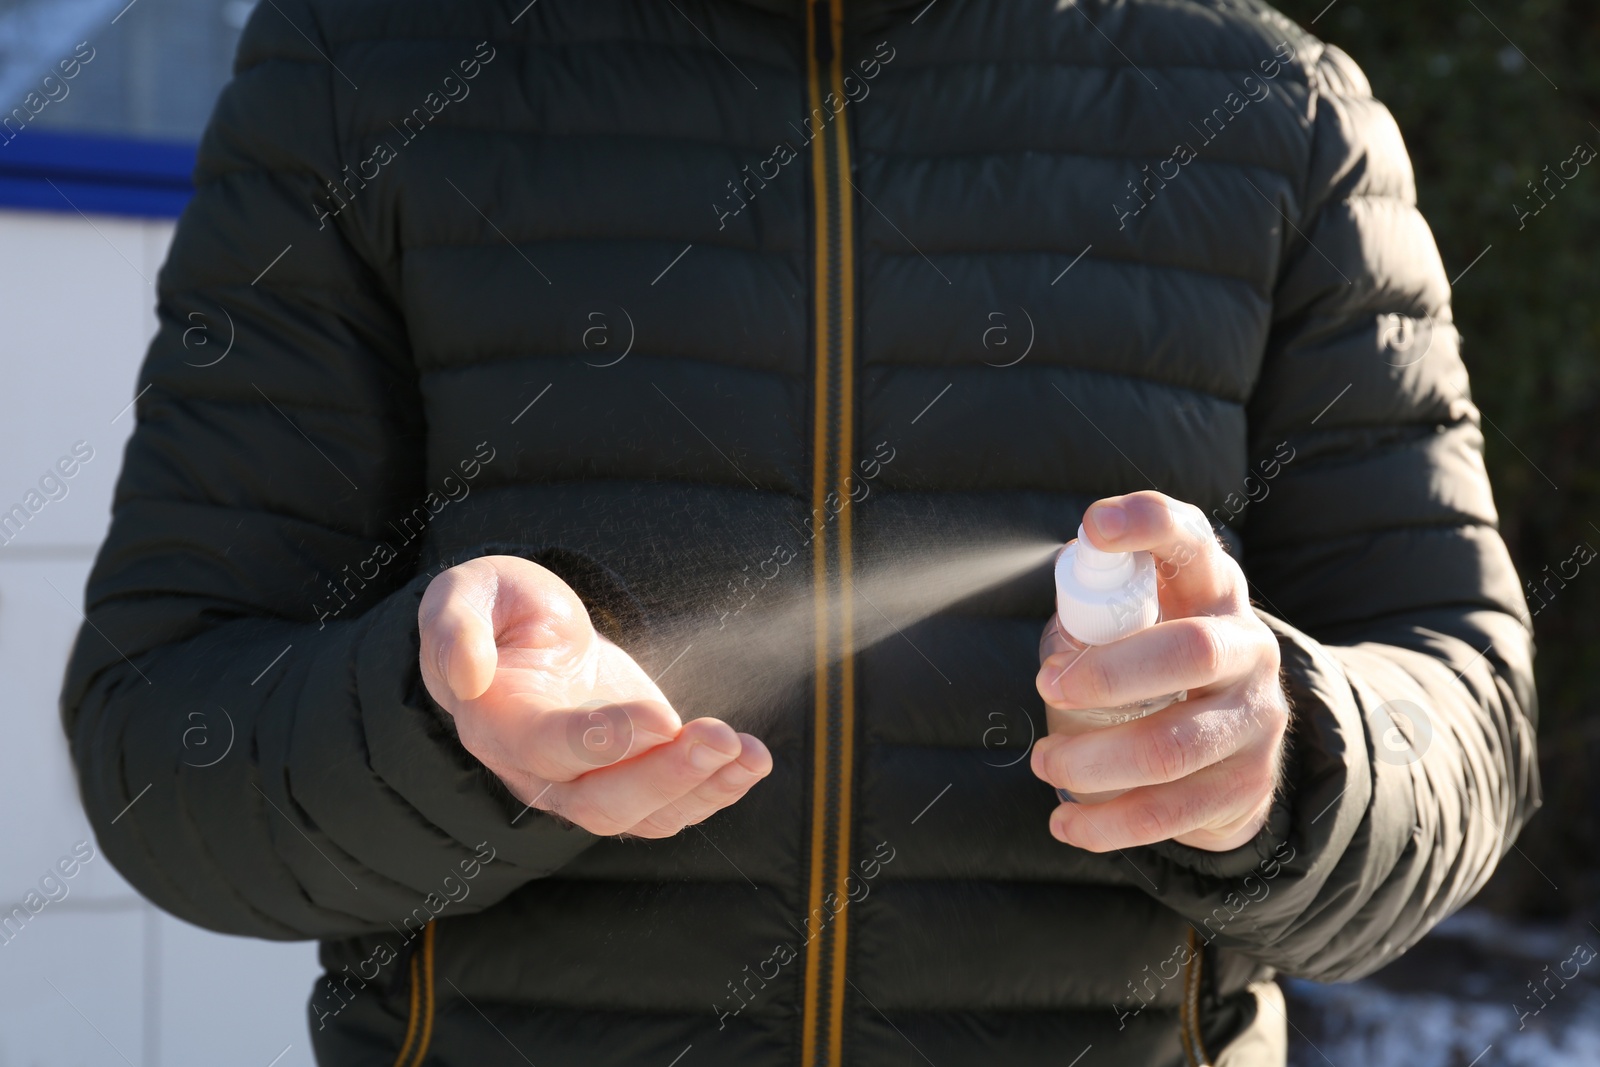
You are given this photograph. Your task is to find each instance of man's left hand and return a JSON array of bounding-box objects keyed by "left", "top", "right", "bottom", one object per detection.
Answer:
[{"left": 1030, "top": 491, "right": 1291, "bottom": 853}]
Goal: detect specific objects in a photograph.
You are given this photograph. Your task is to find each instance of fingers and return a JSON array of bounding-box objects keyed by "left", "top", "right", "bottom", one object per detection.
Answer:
[
  {"left": 1048, "top": 744, "right": 1281, "bottom": 853},
  {"left": 624, "top": 733, "right": 774, "bottom": 838},
  {"left": 1031, "top": 688, "right": 1285, "bottom": 798},
  {"left": 539, "top": 718, "right": 754, "bottom": 837},
  {"left": 1037, "top": 614, "right": 1269, "bottom": 710},
  {"left": 1082, "top": 492, "right": 1242, "bottom": 614},
  {"left": 1035, "top": 492, "right": 1288, "bottom": 853}
]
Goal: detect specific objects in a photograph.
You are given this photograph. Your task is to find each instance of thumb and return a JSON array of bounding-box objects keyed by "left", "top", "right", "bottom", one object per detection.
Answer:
[
  {"left": 1082, "top": 492, "right": 1236, "bottom": 612},
  {"left": 419, "top": 560, "right": 502, "bottom": 703}
]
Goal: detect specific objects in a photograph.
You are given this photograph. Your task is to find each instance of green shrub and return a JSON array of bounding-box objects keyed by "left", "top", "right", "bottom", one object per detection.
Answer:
[{"left": 1276, "top": 0, "right": 1600, "bottom": 915}]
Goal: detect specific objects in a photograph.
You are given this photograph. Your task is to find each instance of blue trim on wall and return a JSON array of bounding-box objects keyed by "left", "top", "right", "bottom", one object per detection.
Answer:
[{"left": 0, "top": 130, "right": 195, "bottom": 219}]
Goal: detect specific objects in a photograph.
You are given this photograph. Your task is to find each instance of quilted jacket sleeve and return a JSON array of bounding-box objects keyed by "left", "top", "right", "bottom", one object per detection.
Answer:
[
  {"left": 59, "top": 3, "right": 597, "bottom": 940},
  {"left": 1135, "top": 42, "right": 1540, "bottom": 981}
]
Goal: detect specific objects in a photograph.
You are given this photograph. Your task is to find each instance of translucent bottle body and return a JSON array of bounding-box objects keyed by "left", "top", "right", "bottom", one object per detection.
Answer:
[{"left": 1045, "top": 690, "right": 1187, "bottom": 737}]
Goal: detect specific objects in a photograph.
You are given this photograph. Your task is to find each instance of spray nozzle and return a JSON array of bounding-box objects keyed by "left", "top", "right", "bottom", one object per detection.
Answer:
[
  {"left": 1054, "top": 523, "right": 1160, "bottom": 645},
  {"left": 1069, "top": 524, "right": 1136, "bottom": 589}
]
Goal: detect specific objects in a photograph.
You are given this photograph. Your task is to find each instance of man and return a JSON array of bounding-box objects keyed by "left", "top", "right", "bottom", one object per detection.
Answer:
[{"left": 63, "top": 0, "right": 1538, "bottom": 1064}]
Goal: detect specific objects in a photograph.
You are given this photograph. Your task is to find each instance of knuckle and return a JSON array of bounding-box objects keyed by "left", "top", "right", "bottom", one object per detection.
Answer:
[
  {"left": 1126, "top": 489, "right": 1169, "bottom": 513},
  {"left": 1250, "top": 625, "right": 1283, "bottom": 673},
  {"left": 1158, "top": 502, "right": 1203, "bottom": 550},
  {"left": 1135, "top": 724, "right": 1190, "bottom": 784},
  {"left": 1175, "top": 618, "right": 1226, "bottom": 679},
  {"left": 1174, "top": 502, "right": 1212, "bottom": 542},
  {"left": 1210, "top": 554, "right": 1248, "bottom": 604},
  {"left": 1125, "top": 800, "right": 1169, "bottom": 842},
  {"left": 1259, "top": 690, "right": 1290, "bottom": 734}
]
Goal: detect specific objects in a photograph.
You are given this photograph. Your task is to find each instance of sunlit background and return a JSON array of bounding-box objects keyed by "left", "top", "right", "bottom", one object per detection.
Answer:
[
  {"left": 1, "top": 3, "right": 317, "bottom": 1066},
  {"left": 1, "top": 0, "right": 1595, "bottom": 1064}
]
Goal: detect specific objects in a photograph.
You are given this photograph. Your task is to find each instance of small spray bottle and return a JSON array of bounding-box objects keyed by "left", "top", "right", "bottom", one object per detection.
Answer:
[{"left": 1048, "top": 524, "right": 1186, "bottom": 804}]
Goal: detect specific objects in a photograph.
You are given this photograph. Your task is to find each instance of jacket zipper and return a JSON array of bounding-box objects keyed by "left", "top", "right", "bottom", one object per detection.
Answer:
[
  {"left": 1179, "top": 928, "right": 1212, "bottom": 1067},
  {"left": 389, "top": 921, "right": 437, "bottom": 1067},
  {"left": 800, "top": 1, "right": 857, "bottom": 1065}
]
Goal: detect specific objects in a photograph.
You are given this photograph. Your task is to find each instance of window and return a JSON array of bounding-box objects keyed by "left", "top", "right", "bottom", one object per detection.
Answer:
[{"left": 0, "top": 0, "right": 255, "bottom": 216}]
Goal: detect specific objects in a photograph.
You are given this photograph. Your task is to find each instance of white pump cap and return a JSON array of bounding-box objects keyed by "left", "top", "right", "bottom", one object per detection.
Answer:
[{"left": 1054, "top": 524, "right": 1160, "bottom": 645}]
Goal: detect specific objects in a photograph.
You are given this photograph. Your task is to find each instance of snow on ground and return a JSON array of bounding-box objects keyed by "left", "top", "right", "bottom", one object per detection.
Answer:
[{"left": 1284, "top": 909, "right": 1600, "bottom": 1067}]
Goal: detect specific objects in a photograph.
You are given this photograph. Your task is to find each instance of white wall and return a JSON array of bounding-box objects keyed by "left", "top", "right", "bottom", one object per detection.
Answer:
[{"left": 0, "top": 208, "right": 318, "bottom": 1067}]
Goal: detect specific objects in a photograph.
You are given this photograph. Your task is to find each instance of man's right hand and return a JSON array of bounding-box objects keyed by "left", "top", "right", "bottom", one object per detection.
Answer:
[{"left": 419, "top": 556, "right": 772, "bottom": 838}]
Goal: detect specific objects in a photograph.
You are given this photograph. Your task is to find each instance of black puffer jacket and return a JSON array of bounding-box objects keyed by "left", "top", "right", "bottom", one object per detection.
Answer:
[{"left": 63, "top": 1, "right": 1539, "bottom": 1064}]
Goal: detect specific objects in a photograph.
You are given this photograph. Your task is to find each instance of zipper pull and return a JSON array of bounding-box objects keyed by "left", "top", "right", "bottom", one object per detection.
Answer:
[{"left": 813, "top": 0, "right": 834, "bottom": 63}]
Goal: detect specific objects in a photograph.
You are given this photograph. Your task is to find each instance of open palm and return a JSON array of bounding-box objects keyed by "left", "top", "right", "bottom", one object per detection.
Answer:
[{"left": 419, "top": 555, "right": 772, "bottom": 838}]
